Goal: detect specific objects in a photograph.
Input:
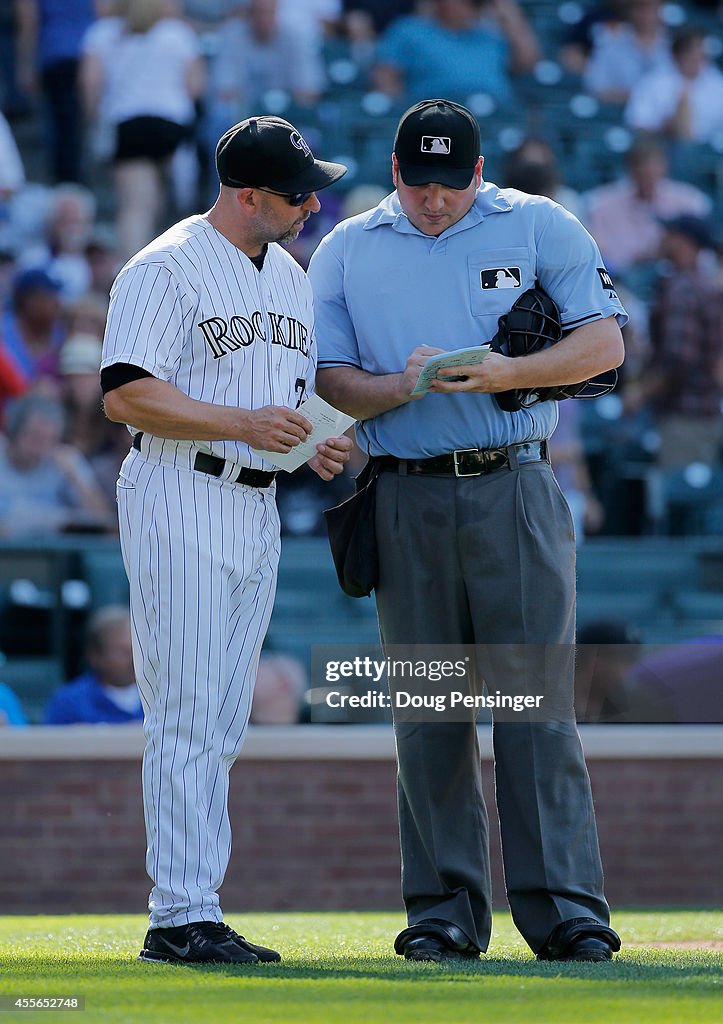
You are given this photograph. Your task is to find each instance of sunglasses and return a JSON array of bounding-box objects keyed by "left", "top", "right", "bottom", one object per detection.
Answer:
[{"left": 230, "top": 181, "right": 314, "bottom": 206}]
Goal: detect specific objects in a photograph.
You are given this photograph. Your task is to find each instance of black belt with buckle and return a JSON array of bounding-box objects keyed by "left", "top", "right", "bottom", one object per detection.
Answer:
[
  {"left": 132, "top": 433, "right": 277, "bottom": 488},
  {"left": 374, "top": 441, "right": 548, "bottom": 478}
]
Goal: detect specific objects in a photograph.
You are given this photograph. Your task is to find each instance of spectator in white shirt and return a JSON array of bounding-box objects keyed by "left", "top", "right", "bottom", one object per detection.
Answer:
[
  {"left": 0, "top": 110, "right": 25, "bottom": 253},
  {"left": 80, "top": 0, "right": 205, "bottom": 258},
  {"left": 277, "top": 0, "right": 340, "bottom": 40},
  {"left": 0, "top": 110, "right": 24, "bottom": 199},
  {"left": 581, "top": 0, "right": 673, "bottom": 105},
  {"left": 624, "top": 26, "right": 723, "bottom": 142}
]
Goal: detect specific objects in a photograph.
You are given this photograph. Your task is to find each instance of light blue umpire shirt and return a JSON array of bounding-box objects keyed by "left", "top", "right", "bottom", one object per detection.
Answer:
[{"left": 308, "top": 182, "right": 628, "bottom": 459}]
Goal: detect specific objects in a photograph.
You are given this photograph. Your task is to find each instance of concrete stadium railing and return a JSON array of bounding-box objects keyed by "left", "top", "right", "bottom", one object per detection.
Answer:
[{"left": 1, "top": 723, "right": 722, "bottom": 759}]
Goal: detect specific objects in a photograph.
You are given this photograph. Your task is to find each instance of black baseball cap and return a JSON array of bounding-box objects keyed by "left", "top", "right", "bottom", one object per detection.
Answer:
[
  {"left": 394, "top": 99, "right": 481, "bottom": 189},
  {"left": 215, "top": 116, "right": 347, "bottom": 193}
]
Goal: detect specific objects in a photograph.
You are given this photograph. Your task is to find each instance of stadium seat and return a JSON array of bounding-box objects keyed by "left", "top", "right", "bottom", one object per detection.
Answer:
[
  {"left": 667, "top": 140, "right": 723, "bottom": 199},
  {"left": 576, "top": 589, "right": 666, "bottom": 630},
  {"left": 576, "top": 539, "right": 702, "bottom": 593},
  {"left": 0, "top": 543, "right": 75, "bottom": 660},
  {"left": 661, "top": 465, "right": 723, "bottom": 536},
  {"left": 0, "top": 656, "right": 64, "bottom": 724},
  {"left": 78, "top": 544, "right": 129, "bottom": 610},
  {"left": 673, "top": 590, "right": 723, "bottom": 622}
]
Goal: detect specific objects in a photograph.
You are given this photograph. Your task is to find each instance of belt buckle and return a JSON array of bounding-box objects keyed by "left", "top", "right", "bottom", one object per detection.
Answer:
[{"left": 453, "top": 448, "right": 484, "bottom": 477}]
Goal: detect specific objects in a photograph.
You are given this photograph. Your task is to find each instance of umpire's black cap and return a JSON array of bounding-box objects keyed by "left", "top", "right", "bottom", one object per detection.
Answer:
[
  {"left": 394, "top": 99, "right": 481, "bottom": 189},
  {"left": 215, "top": 116, "right": 347, "bottom": 193}
]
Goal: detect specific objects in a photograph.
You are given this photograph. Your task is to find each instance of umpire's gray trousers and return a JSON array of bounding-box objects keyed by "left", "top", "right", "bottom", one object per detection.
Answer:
[{"left": 374, "top": 455, "right": 611, "bottom": 954}]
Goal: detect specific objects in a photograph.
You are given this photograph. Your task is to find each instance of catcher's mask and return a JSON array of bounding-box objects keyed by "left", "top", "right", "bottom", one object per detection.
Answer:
[{"left": 489, "top": 285, "right": 618, "bottom": 412}]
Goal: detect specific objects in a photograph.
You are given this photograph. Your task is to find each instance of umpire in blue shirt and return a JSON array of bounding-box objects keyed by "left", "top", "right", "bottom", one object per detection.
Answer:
[{"left": 308, "top": 99, "right": 625, "bottom": 963}]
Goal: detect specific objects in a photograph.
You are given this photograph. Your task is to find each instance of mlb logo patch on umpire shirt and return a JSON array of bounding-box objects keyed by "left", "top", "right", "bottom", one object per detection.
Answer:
[{"left": 480, "top": 268, "right": 521, "bottom": 290}]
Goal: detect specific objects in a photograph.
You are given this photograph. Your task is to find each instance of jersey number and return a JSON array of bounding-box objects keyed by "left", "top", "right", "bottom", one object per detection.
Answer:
[{"left": 295, "top": 377, "right": 307, "bottom": 408}]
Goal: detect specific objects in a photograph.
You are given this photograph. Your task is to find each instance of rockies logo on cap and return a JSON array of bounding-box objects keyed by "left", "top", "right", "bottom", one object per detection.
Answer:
[
  {"left": 215, "top": 115, "right": 346, "bottom": 192},
  {"left": 290, "top": 131, "right": 312, "bottom": 158}
]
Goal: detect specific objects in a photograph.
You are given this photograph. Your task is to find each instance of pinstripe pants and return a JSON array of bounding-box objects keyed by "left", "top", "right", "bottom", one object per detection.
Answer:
[{"left": 117, "top": 448, "right": 280, "bottom": 928}]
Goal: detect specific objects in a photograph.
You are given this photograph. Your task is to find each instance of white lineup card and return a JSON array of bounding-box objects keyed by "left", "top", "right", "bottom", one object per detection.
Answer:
[
  {"left": 411, "top": 345, "right": 491, "bottom": 396},
  {"left": 253, "top": 393, "right": 355, "bottom": 472}
]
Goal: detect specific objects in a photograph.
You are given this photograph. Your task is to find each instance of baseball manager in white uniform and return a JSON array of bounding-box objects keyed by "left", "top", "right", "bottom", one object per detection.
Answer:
[{"left": 101, "top": 116, "right": 350, "bottom": 965}]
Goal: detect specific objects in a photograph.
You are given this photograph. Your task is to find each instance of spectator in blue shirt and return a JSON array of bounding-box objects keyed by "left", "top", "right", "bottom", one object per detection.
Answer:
[
  {"left": 16, "top": 0, "right": 96, "bottom": 183},
  {"left": 372, "top": 0, "right": 539, "bottom": 106},
  {"left": 45, "top": 605, "right": 143, "bottom": 725}
]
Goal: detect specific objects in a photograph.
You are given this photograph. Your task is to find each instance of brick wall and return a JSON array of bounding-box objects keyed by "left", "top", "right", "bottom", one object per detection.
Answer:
[
  {"left": 1, "top": 742, "right": 721, "bottom": 913},
  {"left": 589, "top": 759, "right": 723, "bottom": 907}
]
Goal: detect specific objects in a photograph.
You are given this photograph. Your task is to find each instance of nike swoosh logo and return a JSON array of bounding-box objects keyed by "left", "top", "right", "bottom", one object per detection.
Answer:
[{"left": 162, "top": 940, "right": 191, "bottom": 957}]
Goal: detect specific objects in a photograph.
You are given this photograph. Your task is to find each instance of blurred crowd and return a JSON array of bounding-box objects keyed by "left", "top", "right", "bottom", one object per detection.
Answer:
[
  {"left": 2, "top": 599, "right": 719, "bottom": 726},
  {"left": 0, "top": 0, "right": 720, "bottom": 550},
  {"left": 0, "top": 601, "right": 311, "bottom": 725}
]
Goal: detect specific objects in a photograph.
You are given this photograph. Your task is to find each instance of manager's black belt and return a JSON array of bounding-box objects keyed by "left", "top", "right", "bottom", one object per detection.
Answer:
[
  {"left": 132, "top": 433, "right": 277, "bottom": 488},
  {"left": 374, "top": 440, "right": 548, "bottom": 478}
]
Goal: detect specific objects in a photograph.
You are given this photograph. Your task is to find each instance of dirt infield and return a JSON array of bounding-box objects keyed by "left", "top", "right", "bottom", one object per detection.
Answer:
[{"left": 627, "top": 941, "right": 723, "bottom": 950}]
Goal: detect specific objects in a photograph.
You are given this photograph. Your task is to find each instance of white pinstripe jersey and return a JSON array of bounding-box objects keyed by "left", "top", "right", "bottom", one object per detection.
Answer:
[{"left": 101, "top": 215, "right": 316, "bottom": 470}]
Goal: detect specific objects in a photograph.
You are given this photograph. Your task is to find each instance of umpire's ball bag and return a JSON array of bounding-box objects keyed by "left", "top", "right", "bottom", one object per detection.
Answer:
[{"left": 323, "top": 457, "right": 380, "bottom": 598}]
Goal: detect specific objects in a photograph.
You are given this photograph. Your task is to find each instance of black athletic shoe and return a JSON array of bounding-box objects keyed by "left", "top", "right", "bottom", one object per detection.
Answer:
[
  {"left": 220, "top": 922, "right": 281, "bottom": 963},
  {"left": 138, "top": 922, "right": 259, "bottom": 964}
]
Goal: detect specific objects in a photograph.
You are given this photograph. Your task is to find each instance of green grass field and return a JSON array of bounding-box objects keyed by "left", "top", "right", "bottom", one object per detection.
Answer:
[{"left": 0, "top": 911, "right": 721, "bottom": 1024}]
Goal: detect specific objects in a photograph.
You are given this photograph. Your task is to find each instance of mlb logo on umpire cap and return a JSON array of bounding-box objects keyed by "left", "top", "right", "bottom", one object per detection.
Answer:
[
  {"left": 394, "top": 99, "right": 480, "bottom": 188},
  {"left": 421, "top": 136, "right": 451, "bottom": 155}
]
